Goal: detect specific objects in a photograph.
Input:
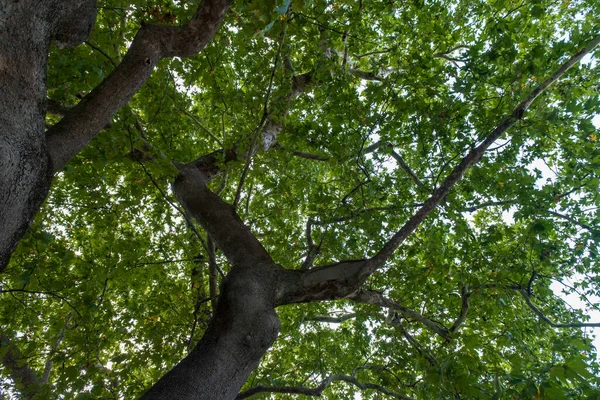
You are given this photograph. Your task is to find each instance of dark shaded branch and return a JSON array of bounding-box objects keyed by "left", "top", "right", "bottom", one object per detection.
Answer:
[
  {"left": 311, "top": 204, "right": 424, "bottom": 226},
  {"left": 236, "top": 374, "right": 415, "bottom": 399},
  {"left": 277, "top": 139, "right": 383, "bottom": 163},
  {"left": 301, "top": 218, "right": 320, "bottom": 270},
  {"left": 180, "top": 109, "right": 223, "bottom": 146},
  {"left": 546, "top": 210, "right": 599, "bottom": 233},
  {"left": 393, "top": 318, "right": 438, "bottom": 366},
  {"left": 0, "top": 289, "right": 81, "bottom": 317},
  {"left": 310, "top": 313, "right": 357, "bottom": 323},
  {"left": 129, "top": 142, "right": 210, "bottom": 256},
  {"left": 516, "top": 287, "right": 600, "bottom": 328},
  {"left": 477, "top": 283, "right": 600, "bottom": 328},
  {"left": 449, "top": 286, "right": 470, "bottom": 333},
  {"left": 85, "top": 40, "right": 118, "bottom": 68},
  {"left": 0, "top": 333, "right": 41, "bottom": 399},
  {"left": 46, "top": 0, "right": 231, "bottom": 172},
  {"left": 348, "top": 289, "right": 451, "bottom": 341}
]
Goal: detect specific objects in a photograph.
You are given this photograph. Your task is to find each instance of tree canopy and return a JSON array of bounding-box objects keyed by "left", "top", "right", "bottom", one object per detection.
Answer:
[{"left": 1, "top": 0, "right": 600, "bottom": 399}]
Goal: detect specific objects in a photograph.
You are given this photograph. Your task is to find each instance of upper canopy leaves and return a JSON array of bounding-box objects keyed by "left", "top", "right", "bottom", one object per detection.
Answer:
[{"left": 2, "top": 0, "right": 600, "bottom": 398}]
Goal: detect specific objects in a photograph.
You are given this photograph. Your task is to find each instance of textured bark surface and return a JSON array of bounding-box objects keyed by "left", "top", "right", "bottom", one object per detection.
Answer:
[
  {"left": 46, "top": 0, "right": 231, "bottom": 172},
  {"left": 140, "top": 164, "right": 284, "bottom": 399},
  {"left": 141, "top": 268, "right": 281, "bottom": 399},
  {"left": 0, "top": 0, "right": 96, "bottom": 272}
]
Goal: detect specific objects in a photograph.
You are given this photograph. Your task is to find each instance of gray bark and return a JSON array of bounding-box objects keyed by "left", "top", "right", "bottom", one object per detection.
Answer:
[
  {"left": 141, "top": 163, "right": 283, "bottom": 399},
  {"left": 0, "top": 0, "right": 96, "bottom": 271},
  {"left": 142, "top": 268, "right": 281, "bottom": 399},
  {"left": 2, "top": 1, "right": 598, "bottom": 398},
  {"left": 0, "top": 0, "right": 230, "bottom": 272}
]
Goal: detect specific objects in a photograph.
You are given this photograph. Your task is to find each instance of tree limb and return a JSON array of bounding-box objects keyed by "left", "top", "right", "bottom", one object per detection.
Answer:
[
  {"left": 347, "top": 289, "right": 451, "bottom": 341},
  {"left": 449, "top": 286, "right": 470, "bottom": 333},
  {"left": 236, "top": 373, "right": 415, "bottom": 399},
  {"left": 46, "top": 0, "right": 232, "bottom": 172},
  {"left": 172, "top": 163, "right": 273, "bottom": 268},
  {"left": 279, "top": 34, "right": 600, "bottom": 305},
  {"left": 390, "top": 149, "right": 428, "bottom": 191},
  {"left": 476, "top": 283, "right": 600, "bottom": 328},
  {"left": 301, "top": 218, "right": 320, "bottom": 270},
  {"left": 393, "top": 318, "right": 438, "bottom": 366},
  {"left": 368, "top": 33, "right": 600, "bottom": 269}
]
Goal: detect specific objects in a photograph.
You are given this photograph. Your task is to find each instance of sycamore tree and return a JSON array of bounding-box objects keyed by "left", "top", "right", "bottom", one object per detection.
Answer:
[{"left": 1, "top": 0, "right": 600, "bottom": 398}]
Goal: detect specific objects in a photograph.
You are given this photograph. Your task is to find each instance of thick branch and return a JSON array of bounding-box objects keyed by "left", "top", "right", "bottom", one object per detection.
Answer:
[
  {"left": 172, "top": 163, "right": 272, "bottom": 267},
  {"left": 46, "top": 0, "right": 231, "bottom": 172},
  {"left": 236, "top": 374, "right": 415, "bottom": 399},
  {"left": 279, "top": 35, "right": 600, "bottom": 305}
]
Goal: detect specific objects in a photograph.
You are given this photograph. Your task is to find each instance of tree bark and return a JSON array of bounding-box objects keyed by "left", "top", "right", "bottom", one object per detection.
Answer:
[
  {"left": 0, "top": 0, "right": 229, "bottom": 272},
  {"left": 0, "top": 0, "right": 96, "bottom": 271},
  {"left": 141, "top": 267, "right": 281, "bottom": 399},
  {"left": 141, "top": 163, "right": 284, "bottom": 399}
]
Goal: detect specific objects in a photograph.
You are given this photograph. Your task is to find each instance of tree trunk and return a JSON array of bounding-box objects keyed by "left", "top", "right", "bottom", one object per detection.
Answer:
[
  {"left": 0, "top": 1, "right": 96, "bottom": 271},
  {"left": 1, "top": 5, "right": 54, "bottom": 271},
  {"left": 141, "top": 267, "right": 280, "bottom": 399}
]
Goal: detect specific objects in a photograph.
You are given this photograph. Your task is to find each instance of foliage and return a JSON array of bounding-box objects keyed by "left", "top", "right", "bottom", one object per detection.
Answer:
[{"left": 2, "top": 0, "right": 600, "bottom": 398}]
